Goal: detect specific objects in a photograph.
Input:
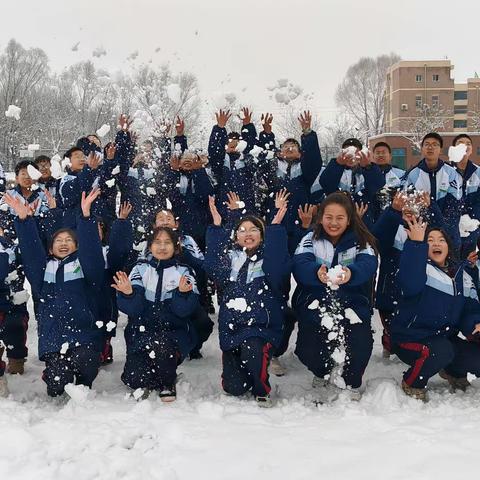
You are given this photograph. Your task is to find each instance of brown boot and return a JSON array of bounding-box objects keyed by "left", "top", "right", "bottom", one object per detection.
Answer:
[
  {"left": 8, "top": 358, "right": 25, "bottom": 375},
  {"left": 439, "top": 369, "right": 470, "bottom": 392},
  {"left": 401, "top": 380, "right": 427, "bottom": 402}
]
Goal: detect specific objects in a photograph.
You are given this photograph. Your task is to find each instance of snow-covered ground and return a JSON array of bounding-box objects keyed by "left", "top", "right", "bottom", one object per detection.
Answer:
[{"left": 2, "top": 311, "right": 480, "bottom": 480}]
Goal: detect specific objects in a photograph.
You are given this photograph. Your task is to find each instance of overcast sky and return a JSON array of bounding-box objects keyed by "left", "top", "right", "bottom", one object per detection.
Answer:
[{"left": 1, "top": 0, "right": 479, "bottom": 124}]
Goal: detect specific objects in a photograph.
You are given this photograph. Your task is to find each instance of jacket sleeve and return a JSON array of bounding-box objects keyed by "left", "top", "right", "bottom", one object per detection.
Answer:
[
  {"left": 117, "top": 285, "right": 145, "bottom": 318},
  {"left": 204, "top": 225, "right": 233, "bottom": 286},
  {"left": 292, "top": 233, "right": 323, "bottom": 287},
  {"left": 169, "top": 289, "right": 199, "bottom": 318},
  {"left": 192, "top": 168, "right": 214, "bottom": 201},
  {"left": 300, "top": 130, "right": 322, "bottom": 187},
  {"left": 362, "top": 164, "right": 386, "bottom": 201},
  {"left": 370, "top": 207, "right": 403, "bottom": 254},
  {"left": 397, "top": 239, "right": 428, "bottom": 297},
  {"left": 319, "top": 159, "right": 345, "bottom": 195},
  {"left": 13, "top": 217, "right": 47, "bottom": 296},
  {"left": 0, "top": 251, "right": 10, "bottom": 282},
  {"left": 240, "top": 123, "right": 257, "bottom": 154},
  {"left": 77, "top": 215, "right": 105, "bottom": 288},
  {"left": 208, "top": 125, "right": 228, "bottom": 180},
  {"left": 347, "top": 245, "right": 378, "bottom": 286},
  {"left": 262, "top": 225, "right": 292, "bottom": 290},
  {"left": 57, "top": 168, "right": 95, "bottom": 209},
  {"left": 107, "top": 219, "right": 133, "bottom": 272}
]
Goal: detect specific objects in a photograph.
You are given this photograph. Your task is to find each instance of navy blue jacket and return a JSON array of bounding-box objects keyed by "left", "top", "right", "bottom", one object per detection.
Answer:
[
  {"left": 292, "top": 230, "right": 378, "bottom": 323},
  {"left": 117, "top": 257, "right": 199, "bottom": 358},
  {"left": 204, "top": 224, "right": 291, "bottom": 351},
  {"left": 390, "top": 239, "right": 480, "bottom": 344},
  {"left": 14, "top": 216, "right": 105, "bottom": 359}
]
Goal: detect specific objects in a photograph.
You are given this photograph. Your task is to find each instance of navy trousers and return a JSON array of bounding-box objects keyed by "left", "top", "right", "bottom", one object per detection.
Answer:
[
  {"left": 394, "top": 335, "right": 480, "bottom": 389},
  {"left": 295, "top": 316, "right": 373, "bottom": 389},
  {"left": 43, "top": 345, "right": 101, "bottom": 397},
  {"left": 122, "top": 336, "right": 179, "bottom": 391},
  {"left": 0, "top": 309, "right": 29, "bottom": 359},
  {"left": 222, "top": 337, "right": 273, "bottom": 397}
]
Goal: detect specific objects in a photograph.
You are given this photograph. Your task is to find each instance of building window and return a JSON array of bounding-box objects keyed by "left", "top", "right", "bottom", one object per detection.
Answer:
[
  {"left": 415, "top": 95, "right": 422, "bottom": 110},
  {"left": 477, "top": 147, "right": 480, "bottom": 156},
  {"left": 432, "top": 74, "right": 439, "bottom": 82},
  {"left": 454, "top": 91, "right": 468, "bottom": 100},
  {"left": 415, "top": 74, "right": 422, "bottom": 82},
  {"left": 392, "top": 148, "right": 407, "bottom": 170},
  {"left": 454, "top": 120, "right": 467, "bottom": 129},
  {"left": 432, "top": 95, "right": 439, "bottom": 108},
  {"left": 454, "top": 106, "right": 468, "bottom": 114}
]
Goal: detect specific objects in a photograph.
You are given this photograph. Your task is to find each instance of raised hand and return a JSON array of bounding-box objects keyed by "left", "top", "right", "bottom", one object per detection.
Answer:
[
  {"left": 2, "top": 193, "right": 32, "bottom": 220},
  {"left": 298, "top": 110, "right": 312, "bottom": 132},
  {"left": 271, "top": 204, "right": 287, "bottom": 225},
  {"left": 111, "top": 271, "right": 133, "bottom": 295},
  {"left": 209, "top": 195, "right": 222, "bottom": 226},
  {"left": 118, "top": 114, "right": 133, "bottom": 132},
  {"left": 275, "top": 188, "right": 291, "bottom": 209},
  {"left": 81, "top": 188, "right": 101, "bottom": 218},
  {"left": 86, "top": 152, "right": 101, "bottom": 170},
  {"left": 298, "top": 204, "right": 317, "bottom": 229},
  {"left": 405, "top": 216, "right": 427, "bottom": 242},
  {"left": 175, "top": 116, "right": 185, "bottom": 136},
  {"left": 239, "top": 107, "right": 252, "bottom": 125},
  {"left": 355, "top": 202, "right": 368, "bottom": 218},
  {"left": 317, "top": 264, "right": 328, "bottom": 284},
  {"left": 215, "top": 109, "right": 231, "bottom": 128},
  {"left": 178, "top": 275, "right": 193, "bottom": 293},
  {"left": 392, "top": 191, "right": 406, "bottom": 212},
  {"left": 225, "top": 191, "right": 243, "bottom": 211},
  {"left": 44, "top": 189, "right": 57, "bottom": 209},
  {"left": 418, "top": 191, "right": 431, "bottom": 208},
  {"left": 170, "top": 154, "right": 181, "bottom": 171},
  {"left": 118, "top": 202, "right": 132, "bottom": 219},
  {"left": 261, "top": 113, "right": 273, "bottom": 134},
  {"left": 467, "top": 250, "right": 478, "bottom": 266}
]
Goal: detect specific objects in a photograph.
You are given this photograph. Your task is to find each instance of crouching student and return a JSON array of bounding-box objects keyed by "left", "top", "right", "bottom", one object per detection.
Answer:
[
  {"left": 153, "top": 209, "right": 214, "bottom": 359},
  {"left": 113, "top": 227, "right": 199, "bottom": 402},
  {"left": 293, "top": 192, "right": 378, "bottom": 403},
  {"left": 204, "top": 196, "right": 291, "bottom": 407},
  {"left": 390, "top": 220, "right": 480, "bottom": 401},
  {"left": 5, "top": 190, "right": 105, "bottom": 398}
]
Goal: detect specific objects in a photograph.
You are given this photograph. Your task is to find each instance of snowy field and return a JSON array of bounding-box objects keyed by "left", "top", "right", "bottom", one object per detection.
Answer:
[{"left": 1, "top": 311, "right": 480, "bottom": 480}]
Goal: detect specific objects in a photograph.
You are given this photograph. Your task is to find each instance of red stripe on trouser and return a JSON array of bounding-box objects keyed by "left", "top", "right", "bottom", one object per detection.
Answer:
[
  {"left": 399, "top": 342, "right": 430, "bottom": 386},
  {"left": 260, "top": 343, "right": 272, "bottom": 395}
]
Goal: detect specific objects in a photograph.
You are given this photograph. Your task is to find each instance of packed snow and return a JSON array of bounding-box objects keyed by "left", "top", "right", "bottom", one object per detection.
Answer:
[{"left": 2, "top": 310, "right": 480, "bottom": 479}]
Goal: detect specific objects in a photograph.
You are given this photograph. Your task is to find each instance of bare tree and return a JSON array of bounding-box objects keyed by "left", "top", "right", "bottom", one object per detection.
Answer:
[{"left": 335, "top": 53, "right": 400, "bottom": 139}]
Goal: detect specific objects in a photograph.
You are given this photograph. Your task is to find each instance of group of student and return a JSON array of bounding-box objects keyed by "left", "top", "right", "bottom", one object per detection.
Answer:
[{"left": 1, "top": 109, "right": 480, "bottom": 406}]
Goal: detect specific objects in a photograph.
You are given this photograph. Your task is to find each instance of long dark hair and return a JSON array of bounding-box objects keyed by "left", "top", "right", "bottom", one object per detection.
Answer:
[{"left": 313, "top": 192, "right": 378, "bottom": 253}]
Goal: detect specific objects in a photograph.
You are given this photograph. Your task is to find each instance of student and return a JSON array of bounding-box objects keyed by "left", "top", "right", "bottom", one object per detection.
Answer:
[
  {"left": 113, "top": 227, "right": 199, "bottom": 402},
  {"left": 34, "top": 155, "right": 58, "bottom": 197},
  {"left": 319, "top": 138, "right": 385, "bottom": 227},
  {"left": 95, "top": 202, "right": 134, "bottom": 365},
  {"left": 403, "top": 132, "right": 463, "bottom": 247},
  {"left": 370, "top": 141, "right": 405, "bottom": 221},
  {"left": 152, "top": 208, "right": 214, "bottom": 358},
  {"left": 371, "top": 191, "right": 444, "bottom": 356},
  {"left": 204, "top": 196, "right": 291, "bottom": 407},
  {"left": 293, "top": 192, "right": 378, "bottom": 402},
  {"left": 5, "top": 190, "right": 105, "bottom": 397},
  {"left": 449, "top": 134, "right": 480, "bottom": 256},
  {"left": 390, "top": 220, "right": 480, "bottom": 401}
]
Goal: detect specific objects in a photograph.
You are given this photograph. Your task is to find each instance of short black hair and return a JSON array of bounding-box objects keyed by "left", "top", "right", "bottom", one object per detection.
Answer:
[
  {"left": 15, "top": 160, "right": 35, "bottom": 176},
  {"left": 373, "top": 142, "right": 392, "bottom": 154},
  {"left": 283, "top": 138, "right": 301, "bottom": 149},
  {"left": 34, "top": 155, "right": 51, "bottom": 165},
  {"left": 49, "top": 228, "right": 78, "bottom": 251},
  {"left": 452, "top": 133, "right": 472, "bottom": 146},
  {"left": 421, "top": 132, "right": 443, "bottom": 148},
  {"left": 228, "top": 132, "right": 240, "bottom": 141},
  {"left": 64, "top": 146, "right": 83, "bottom": 159},
  {"left": 342, "top": 138, "right": 363, "bottom": 150}
]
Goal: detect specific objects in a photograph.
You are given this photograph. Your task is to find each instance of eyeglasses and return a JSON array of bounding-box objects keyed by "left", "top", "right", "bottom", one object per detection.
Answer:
[
  {"left": 237, "top": 228, "right": 261, "bottom": 235},
  {"left": 423, "top": 142, "right": 441, "bottom": 148}
]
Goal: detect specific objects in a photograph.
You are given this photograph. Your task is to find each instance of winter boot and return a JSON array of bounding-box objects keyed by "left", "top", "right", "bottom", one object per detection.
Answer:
[
  {"left": 8, "top": 358, "right": 25, "bottom": 375},
  {"left": 255, "top": 395, "right": 273, "bottom": 408},
  {"left": 159, "top": 385, "right": 176, "bottom": 403},
  {"left": 401, "top": 380, "right": 427, "bottom": 402},
  {"left": 439, "top": 369, "right": 470, "bottom": 392},
  {"left": 269, "top": 357, "right": 286, "bottom": 377}
]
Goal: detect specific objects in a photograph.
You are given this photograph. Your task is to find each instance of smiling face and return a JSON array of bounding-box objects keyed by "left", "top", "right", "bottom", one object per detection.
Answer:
[
  {"left": 179, "top": 152, "right": 196, "bottom": 171},
  {"left": 226, "top": 137, "right": 239, "bottom": 154},
  {"left": 50, "top": 231, "right": 78, "bottom": 259},
  {"left": 279, "top": 141, "right": 301, "bottom": 162},
  {"left": 16, "top": 168, "right": 33, "bottom": 190},
  {"left": 155, "top": 211, "right": 178, "bottom": 230},
  {"left": 236, "top": 220, "right": 262, "bottom": 251},
  {"left": 320, "top": 203, "right": 349, "bottom": 244},
  {"left": 36, "top": 160, "right": 52, "bottom": 181},
  {"left": 150, "top": 231, "right": 176, "bottom": 261},
  {"left": 373, "top": 146, "right": 392, "bottom": 166},
  {"left": 427, "top": 230, "right": 449, "bottom": 267}
]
